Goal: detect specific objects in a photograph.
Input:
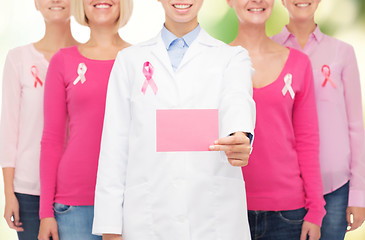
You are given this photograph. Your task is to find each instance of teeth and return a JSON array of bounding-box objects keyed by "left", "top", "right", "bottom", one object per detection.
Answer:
[
  {"left": 49, "top": 7, "right": 64, "bottom": 10},
  {"left": 248, "top": 8, "right": 264, "bottom": 12},
  {"left": 174, "top": 4, "right": 191, "bottom": 9},
  {"left": 95, "top": 4, "right": 111, "bottom": 9},
  {"left": 295, "top": 3, "right": 310, "bottom": 7}
]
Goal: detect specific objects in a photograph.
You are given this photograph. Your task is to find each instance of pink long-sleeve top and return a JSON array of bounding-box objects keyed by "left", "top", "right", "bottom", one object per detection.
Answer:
[
  {"left": 243, "top": 48, "right": 326, "bottom": 226},
  {"left": 272, "top": 26, "right": 365, "bottom": 207},
  {"left": 0, "top": 44, "right": 48, "bottom": 195},
  {"left": 40, "top": 46, "right": 114, "bottom": 219}
]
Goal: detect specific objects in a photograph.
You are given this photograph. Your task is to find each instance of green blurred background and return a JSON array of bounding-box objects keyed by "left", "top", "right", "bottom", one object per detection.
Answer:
[{"left": 0, "top": 0, "right": 364, "bottom": 239}]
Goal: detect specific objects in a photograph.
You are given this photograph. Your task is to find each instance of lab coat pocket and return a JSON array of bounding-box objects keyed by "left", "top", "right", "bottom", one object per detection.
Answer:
[
  {"left": 214, "top": 176, "right": 250, "bottom": 239},
  {"left": 123, "top": 183, "right": 154, "bottom": 239}
]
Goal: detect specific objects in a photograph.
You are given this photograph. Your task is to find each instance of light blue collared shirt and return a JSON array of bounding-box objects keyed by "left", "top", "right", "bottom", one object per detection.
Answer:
[{"left": 161, "top": 24, "right": 201, "bottom": 71}]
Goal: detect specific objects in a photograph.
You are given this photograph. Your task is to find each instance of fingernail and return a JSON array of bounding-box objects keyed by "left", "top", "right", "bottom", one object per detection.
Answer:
[
  {"left": 214, "top": 140, "right": 218, "bottom": 144},
  {"left": 209, "top": 145, "right": 214, "bottom": 150}
]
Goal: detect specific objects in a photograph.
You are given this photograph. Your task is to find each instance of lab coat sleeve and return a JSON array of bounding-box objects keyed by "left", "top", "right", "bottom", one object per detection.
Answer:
[
  {"left": 219, "top": 47, "right": 256, "bottom": 139},
  {"left": 92, "top": 52, "right": 131, "bottom": 235}
]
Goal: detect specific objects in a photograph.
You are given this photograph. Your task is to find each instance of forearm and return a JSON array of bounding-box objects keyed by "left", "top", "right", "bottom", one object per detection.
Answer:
[
  {"left": 2, "top": 167, "right": 15, "bottom": 196},
  {"left": 103, "top": 234, "right": 122, "bottom": 240}
]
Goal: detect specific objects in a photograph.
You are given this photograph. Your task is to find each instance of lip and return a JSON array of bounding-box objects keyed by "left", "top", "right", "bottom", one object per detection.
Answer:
[
  {"left": 294, "top": 2, "right": 311, "bottom": 8},
  {"left": 171, "top": 3, "right": 193, "bottom": 13},
  {"left": 92, "top": 1, "right": 113, "bottom": 9},
  {"left": 48, "top": 6, "right": 66, "bottom": 11},
  {"left": 247, "top": 8, "right": 266, "bottom": 13}
]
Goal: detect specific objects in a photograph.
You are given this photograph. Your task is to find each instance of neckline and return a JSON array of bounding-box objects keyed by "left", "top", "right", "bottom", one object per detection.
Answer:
[
  {"left": 73, "top": 45, "right": 115, "bottom": 62},
  {"left": 253, "top": 48, "right": 293, "bottom": 91},
  {"left": 30, "top": 43, "right": 50, "bottom": 66}
]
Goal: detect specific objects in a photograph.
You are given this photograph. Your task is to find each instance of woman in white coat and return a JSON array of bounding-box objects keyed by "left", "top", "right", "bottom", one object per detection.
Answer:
[{"left": 93, "top": 0, "right": 256, "bottom": 240}]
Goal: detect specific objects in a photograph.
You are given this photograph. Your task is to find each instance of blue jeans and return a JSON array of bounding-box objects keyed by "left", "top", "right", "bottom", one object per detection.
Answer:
[
  {"left": 320, "top": 181, "right": 349, "bottom": 240},
  {"left": 248, "top": 208, "right": 306, "bottom": 240},
  {"left": 15, "top": 192, "right": 40, "bottom": 240},
  {"left": 54, "top": 203, "right": 101, "bottom": 240}
]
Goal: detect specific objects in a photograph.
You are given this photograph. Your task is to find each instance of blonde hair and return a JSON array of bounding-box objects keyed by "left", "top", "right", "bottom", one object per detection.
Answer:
[{"left": 71, "top": 0, "right": 133, "bottom": 28}]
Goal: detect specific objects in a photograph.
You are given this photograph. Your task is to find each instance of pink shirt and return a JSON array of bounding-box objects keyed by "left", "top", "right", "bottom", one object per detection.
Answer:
[
  {"left": 273, "top": 26, "right": 365, "bottom": 207},
  {"left": 243, "top": 48, "right": 326, "bottom": 226},
  {"left": 40, "top": 46, "right": 114, "bottom": 219},
  {"left": 0, "top": 44, "right": 48, "bottom": 195}
]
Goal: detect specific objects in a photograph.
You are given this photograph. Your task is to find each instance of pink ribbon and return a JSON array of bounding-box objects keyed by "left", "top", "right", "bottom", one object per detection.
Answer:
[
  {"left": 321, "top": 65, "right": 336, "bottom": 88},
  {"left": 141, "top": 62, "right": 158, "bottom": 95},
  {"left": 31, "top": 65, "right": 43, "bottom": 88},
  {"left": 282, "top": 73, "right": 295, "bottom": 99},
  {"left": 73, "top": 63, "right": 87, "bottom": 85}
]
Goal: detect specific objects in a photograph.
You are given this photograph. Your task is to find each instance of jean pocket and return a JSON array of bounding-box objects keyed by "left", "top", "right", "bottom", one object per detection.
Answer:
[
  {"left": 53, "top": 203, "right": 73, "bottom": 214},
  {"left": 278, "top": 207, "right": 306, "bottom": 224}
]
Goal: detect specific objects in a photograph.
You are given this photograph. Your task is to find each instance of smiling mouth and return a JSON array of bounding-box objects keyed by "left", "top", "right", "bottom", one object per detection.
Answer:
[
  {"left": 49, "top": 6, "right": 65, "bottom": 10},
  {"left": 248, "top": 8, "right": 265, "bottom": 12},
  {"left": 94, "top": 3, "right": 112, "bottom": 9},
  {"left": 173, "top": 4, "right": 192, "bottom": 10},
  {"left": 295, "top": 3, "right": 311, "bottom": 7}
]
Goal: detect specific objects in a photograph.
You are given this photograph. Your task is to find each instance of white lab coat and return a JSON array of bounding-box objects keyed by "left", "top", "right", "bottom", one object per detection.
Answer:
[{"left": 93, "top": 29, "right": 256, "bottom": 240}]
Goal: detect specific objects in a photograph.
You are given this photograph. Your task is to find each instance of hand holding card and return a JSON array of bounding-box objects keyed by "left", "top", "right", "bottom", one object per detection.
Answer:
[{"left": 156, "top": 109, "right": 219, "bottom": 152}]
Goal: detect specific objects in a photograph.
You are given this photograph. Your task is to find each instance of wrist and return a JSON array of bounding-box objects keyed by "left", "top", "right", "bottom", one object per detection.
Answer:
[{"left": 4, "top": 190, "right": 16, "bottom": 199}]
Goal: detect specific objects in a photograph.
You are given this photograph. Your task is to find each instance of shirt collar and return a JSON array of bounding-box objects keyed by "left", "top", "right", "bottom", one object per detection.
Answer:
[
  {"left": 278, "top": 25, "right": 324, "bottom": 44},
  {"left": 161, "top": 24, "right": 201, "bottom": 49},
  {"left": 311, "top": 25, "right": 324, "bottom": 42}
]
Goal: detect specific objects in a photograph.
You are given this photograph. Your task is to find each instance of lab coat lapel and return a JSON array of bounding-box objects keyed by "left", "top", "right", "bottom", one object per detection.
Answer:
[
  {"left": 178, "top": 29, "right": 221, "bottom": 71},
  {"left": 149, "top": 32, "right": 175, "bottom": 78}
]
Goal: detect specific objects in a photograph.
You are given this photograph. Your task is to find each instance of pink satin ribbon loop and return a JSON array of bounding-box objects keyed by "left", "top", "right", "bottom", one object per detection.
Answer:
[
  {"left": 141, "top": 62, "right": 158, "bottom": 95},
  {"left": 31, "top": 65, "right": 43, "bottom": 88},
  {"left": 321, "top": 65, "right": 336, "bottom": 88}
]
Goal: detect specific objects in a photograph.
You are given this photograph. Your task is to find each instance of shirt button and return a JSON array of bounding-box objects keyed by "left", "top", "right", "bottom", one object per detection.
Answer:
[{"left": 177, "top": 39, "right": 185, "bottom": 48}]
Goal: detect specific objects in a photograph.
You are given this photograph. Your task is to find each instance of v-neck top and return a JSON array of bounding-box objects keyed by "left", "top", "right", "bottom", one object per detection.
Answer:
[
  {"left": 272, "top": 26, "right": 365, "bottom": 208},
  {"left": 0, "top": 44, "right": 49, "bottom": 195},
  {"left": 243, "top": 48, "right": 326, "bottom": 226},
  {"left": 39, "top": 46, "right": 114, "bottom": 219}
]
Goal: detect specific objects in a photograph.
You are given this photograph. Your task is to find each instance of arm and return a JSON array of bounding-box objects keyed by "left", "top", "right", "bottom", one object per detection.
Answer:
[
  {"left": 0, "top": 50, "right": 23, "bottom": 231},
  {"left": 342, "top": 45, "right": 365, "bottom": 231},
  {"left": 292, "top": 58, "right": 325, "bottom": 238},
  {"left": 38, "top": 51, "right": 67, "bottom": 239},
  {"left": 103, "top": 234, "right": 123, "bottom": 240},
  {"left": 92, "top": 52, "right": 131, "bottom": 235},
  {"left": 209, "top": 47, "right": 255, "bottom": 167},
  {"left": 2, "top": 168, "right": 23, "bottom": 231}
]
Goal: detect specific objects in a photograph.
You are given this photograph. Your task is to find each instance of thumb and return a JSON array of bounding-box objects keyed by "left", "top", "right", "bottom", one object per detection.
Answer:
[
  {"left": 13, "top": 208, "right": 21, "bottom": 226},
  {"left": 346, "top": 209, "right": 352, "bottom": 229}
]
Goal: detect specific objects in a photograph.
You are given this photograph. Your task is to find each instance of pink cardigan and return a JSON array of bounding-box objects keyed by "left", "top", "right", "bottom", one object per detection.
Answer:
[{"left": 243, "top": 48, "right": 326, "bottom": 226}]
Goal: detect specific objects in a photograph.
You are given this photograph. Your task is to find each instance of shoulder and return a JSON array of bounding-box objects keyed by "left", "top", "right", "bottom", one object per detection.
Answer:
[
  {"left": 6, "top": 44, "right": 35, "bottom": 61},
  {"left": 288, "top": 48, "right": 311, "bottom": 66},
  {"left": 321, "top": 34, "right": 355, "bottom": 56},
  {"left": 49, "top": 46, "right": 79, "bottom": 66},
  {"left": 200, "top": 30, "right": 250, "bottom": 57},
  {"left": 322, "top": 34, "right": 352, "bottom": 48},
  {"left": 56, "top": 45, "right": 79, "bottom": 58}
]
